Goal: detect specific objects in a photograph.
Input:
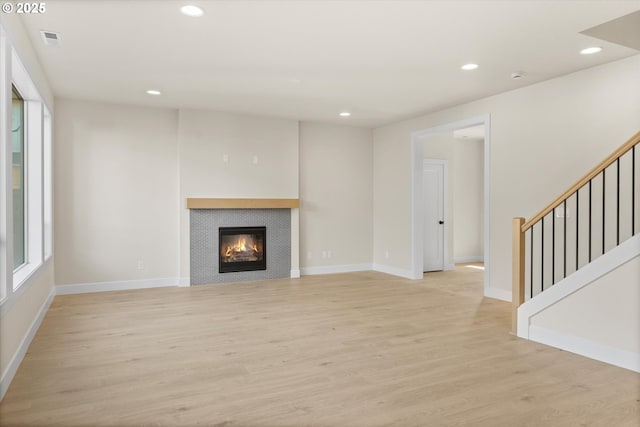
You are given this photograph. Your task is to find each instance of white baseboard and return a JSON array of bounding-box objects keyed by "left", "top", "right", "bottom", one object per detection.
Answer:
[
  {"left": 484, "top": 286, "right": 512, "bottom": 302},
  {"left": 177, "top": 277, "right": 191, "bottom": 287},
  {"left": 301, "top": 263, "right": 372, "bottom": 276},
  {"left": 56, "top": 277, "right": 181, "bottom": 295},
  {"left": 290, "top": 269, "right": 301, "bottom": 278},
  {"left": 454, "top": 256, "right": 484, "bottom": 264},
  {"left": 372, "top": 263, "right": 414, "bottom": 279},
  {"left": 0, "top": 287, "right": 55, "bottom": 401},
  {"left": 529, "top": 325, "right": 640, "bottom": 373}
]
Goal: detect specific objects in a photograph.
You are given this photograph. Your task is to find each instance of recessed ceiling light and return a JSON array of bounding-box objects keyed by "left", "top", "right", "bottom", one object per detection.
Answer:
[
  {"left": 580, "top": 47, "right": 602, "bottom": 55},
  {"left": 146, "top": 90, "right": 161, "bottom": 96},
  {"left": 180, "top": 5, "right": 204, "bottom": 17},
  {"left": 339, "top": 111, "right": 351, "bottom": 117},
  {"left": 461, "top": 63, "right": 479, "bottom": 71}
]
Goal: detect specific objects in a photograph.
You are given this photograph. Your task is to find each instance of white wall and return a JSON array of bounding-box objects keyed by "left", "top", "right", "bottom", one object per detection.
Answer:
[
  {"left": 177, "top": 109, "right": 299, "bottom": 279},
  {"left": 0, "top": 264, "right": 54, "bottom": 394},
  {"left": 299, "top": 122, "right": 373, "bottom": 273},
  {"left": 0, "top": 15, "right": 55, "bottom": 397},
  {"left": 56, "top": 104, "right": 377, "bottom": 284},
  {"left": 373, "top": 125, "right": 412, "bottom": 275},
  {"left": 453, "top": 138, "right": 483, "bottom": 261},
  {"left": 54, "top": 99, "right": 180, "bottom": 285},
  {"left": 56, "top": 105, "right": 301, "bottom": 284},
  {"left": 373, "top": 55, "right": 640, "bottom": 294},
  {"left": 178, "top": 109, "right": 299, "bottom": 199}
]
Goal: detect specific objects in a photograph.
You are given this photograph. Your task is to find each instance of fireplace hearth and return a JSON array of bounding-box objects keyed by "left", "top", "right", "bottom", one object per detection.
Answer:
[{"left": 219, "top": 226, "right": 266, "bottom": 273}]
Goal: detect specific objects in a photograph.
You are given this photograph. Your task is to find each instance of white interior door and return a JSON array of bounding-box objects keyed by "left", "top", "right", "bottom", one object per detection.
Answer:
[{"left": 423, "top": 161, "right": 445, "bottom": 272}]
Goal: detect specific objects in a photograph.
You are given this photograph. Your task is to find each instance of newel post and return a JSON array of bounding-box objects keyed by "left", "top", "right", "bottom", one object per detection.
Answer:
[{"left": 512, "top": 217, "right": 525, "bottom": 334}]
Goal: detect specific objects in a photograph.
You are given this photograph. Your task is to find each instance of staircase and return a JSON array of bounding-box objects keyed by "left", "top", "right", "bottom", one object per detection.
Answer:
[{"left": 512, "top": 131, "right": 640, "bottom": 371}]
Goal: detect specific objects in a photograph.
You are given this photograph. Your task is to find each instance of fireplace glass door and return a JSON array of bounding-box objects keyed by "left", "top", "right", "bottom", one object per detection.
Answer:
[{"left": 219, "top": 226, "right": 266, "bottom": 273}]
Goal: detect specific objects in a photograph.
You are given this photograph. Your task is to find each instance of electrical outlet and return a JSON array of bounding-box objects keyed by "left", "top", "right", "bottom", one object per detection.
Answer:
[
  {"left": 307, "top": 251, "right": 313, "bottom": 259},
  {"left": 385, "top": 250, "right": 390, "bottom": 259},
  {"left": 327, "top": 250, "right": 332, "bottom": 258},
  {"left": 322, "top": 251, "right": 327, "bottom": 259},
  {"left": 137, "top": 260, "right": 144, "bottom": 270}
]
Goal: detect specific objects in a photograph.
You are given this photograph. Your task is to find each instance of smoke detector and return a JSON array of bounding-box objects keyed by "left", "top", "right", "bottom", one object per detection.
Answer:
[{"left": 40, "top": 30, "right": 61, "bottom": 47}]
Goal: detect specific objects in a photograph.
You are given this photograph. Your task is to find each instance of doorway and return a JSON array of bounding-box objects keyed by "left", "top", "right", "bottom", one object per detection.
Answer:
[{"left": 410, "top": 115, "right": 491, "bottom": 296}]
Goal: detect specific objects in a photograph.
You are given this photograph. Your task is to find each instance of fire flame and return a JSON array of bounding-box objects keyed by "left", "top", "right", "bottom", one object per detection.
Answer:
[{"left": 224, "top": 237, "right": 258, "bottom": 257}]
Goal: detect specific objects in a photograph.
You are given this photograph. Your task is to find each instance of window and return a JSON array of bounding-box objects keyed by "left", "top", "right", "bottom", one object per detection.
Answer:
[
  {"left": 0, "top": 24, "right": 53, "bottom": 304},
  {"left": 11, "top": 86, "right": 25, "bottom": 270}
]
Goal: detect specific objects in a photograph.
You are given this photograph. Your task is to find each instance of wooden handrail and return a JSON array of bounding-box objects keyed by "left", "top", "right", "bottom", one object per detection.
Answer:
[{"left": 522, "top": 130, "right": 640, "bottom": 232}]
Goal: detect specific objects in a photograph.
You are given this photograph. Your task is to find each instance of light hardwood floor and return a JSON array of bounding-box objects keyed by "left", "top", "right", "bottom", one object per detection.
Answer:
[{"left": 1, "top": 264, "right": 638, "bottom": 426}]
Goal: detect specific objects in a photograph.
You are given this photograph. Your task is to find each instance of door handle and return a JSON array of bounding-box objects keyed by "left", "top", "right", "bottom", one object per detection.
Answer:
[{"left": 438, "top": 221, "right": 444, "bottom": 224}]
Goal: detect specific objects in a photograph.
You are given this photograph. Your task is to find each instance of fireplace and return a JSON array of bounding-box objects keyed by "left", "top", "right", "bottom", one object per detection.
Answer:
[
  {"left": 218, "top": 226, "right": 266, "bottom": 273},
  {"left": 190, "top": 208, "right": 291, "bottom": 285}
]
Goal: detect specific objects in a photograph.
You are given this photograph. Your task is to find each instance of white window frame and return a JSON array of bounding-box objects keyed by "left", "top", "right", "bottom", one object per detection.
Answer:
[
  {"left": 0, "top": 22, "right": 53, "bottom": 310},
  {"left": 0, "top": 25, "right": 9, "bottom": 303},
  {"left": 43, "top": 108, "right": 52, "bottom": 260}
]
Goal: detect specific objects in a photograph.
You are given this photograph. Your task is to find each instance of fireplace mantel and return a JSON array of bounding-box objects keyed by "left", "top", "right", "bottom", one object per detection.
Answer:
[{"left": 187, "top": 198, "right": 299, "bottom": 209}]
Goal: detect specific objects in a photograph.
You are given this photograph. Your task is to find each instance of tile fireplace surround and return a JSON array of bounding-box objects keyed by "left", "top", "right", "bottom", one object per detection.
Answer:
[{"left": 188, "top": 199, "right": 299, "bottom": 285}]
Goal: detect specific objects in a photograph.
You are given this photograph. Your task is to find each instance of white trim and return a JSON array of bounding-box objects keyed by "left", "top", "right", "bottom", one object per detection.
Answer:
[
  {"left": 178, "top": 277, "right": 190, "bottom": 287},
  {"left": 372, "top": 263, "right": 414, "bottom": 279},
  {"left": 301, "top": 263, "right": 372, "bottom": 276},
  {"left": 291, "top": 208, "right": 300, "bottom": 278},
  {"left": 410, "top": 115, "right": 491, "bottom": 293},
  {"left": 517, "top": 234, "right": 640, "bottom": 338},
  {"left": 482, "top": 120, "right": 491, "bottom": 297},
  {"left": 56, "top": 277, "right": 181, "bottom": 295},
  {"left": 454, "top": 256, "right": 484, "bottom": 264},
  {"left": 529, "top": 325, "right": 640, "bottom": 373},
  {"left": 0, "top": 285, "right": 54, "bottom": 400},
  {"left": 290, "top": 269, "right": 301, "bottom": 278},
  {"left": 13, "top": 263, "right": 41, "bottom": 292},
  {"left": 0, "top": 25, "right": 10, "bottom": 304}
]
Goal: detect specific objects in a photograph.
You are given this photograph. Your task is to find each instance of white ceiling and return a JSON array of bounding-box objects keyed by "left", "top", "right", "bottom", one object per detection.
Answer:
[{"left": 17, "top": 0, "right": 640, "bottom": 128}]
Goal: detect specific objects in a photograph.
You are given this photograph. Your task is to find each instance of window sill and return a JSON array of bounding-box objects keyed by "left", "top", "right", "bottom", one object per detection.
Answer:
[{"left": 13, "top": 261, "right": 41, "bottom": 291}]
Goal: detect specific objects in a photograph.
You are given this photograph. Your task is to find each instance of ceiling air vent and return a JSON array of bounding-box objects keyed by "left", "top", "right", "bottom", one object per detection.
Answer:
[{"left": 40, "top": 30, "right": 61, "bottom": 47}]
